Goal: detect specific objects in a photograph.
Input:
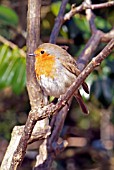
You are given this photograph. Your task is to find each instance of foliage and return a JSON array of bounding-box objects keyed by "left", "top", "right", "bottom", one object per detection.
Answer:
[
  {"left": 0, "top": 45, "right": 26, "bottom": 94},
  {"left": 0, "top": 5, "right": 19, "bottom": 39},
  {"left": 90, "top": 54, "right": 114, "bottom": 108}
]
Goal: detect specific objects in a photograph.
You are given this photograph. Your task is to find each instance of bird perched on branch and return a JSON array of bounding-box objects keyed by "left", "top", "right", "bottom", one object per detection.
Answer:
[{"left": 29, "top": 43, "right": 89, "bottom": 114}]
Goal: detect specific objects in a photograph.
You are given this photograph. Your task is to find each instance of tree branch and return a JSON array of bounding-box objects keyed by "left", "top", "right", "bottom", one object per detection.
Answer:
[
  {"left": 8, "top": 0, "right": 49, "bottom": 169},
  {"left": 49, "top": 0, "right": 69, "bottom": 44},
  {"left": 101, "top": 28, "right": 114, "bottom": 42},
  {"left": 85, "top": 0, "right": 96, "bottom": 33},
  {"left": 77, "top": 0, "right": 101, "bottom": 70},
  {"left": 64, "top": 1, "right": 114, "bottom": 21},
  {"left": 26, "top": 0, "right": 45, "bottom": 109}
]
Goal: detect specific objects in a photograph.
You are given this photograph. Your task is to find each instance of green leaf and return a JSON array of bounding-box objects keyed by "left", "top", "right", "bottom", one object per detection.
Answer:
[
  {"left": 73, "top": 15, "right": 90, "bottom": 39},
  {"left": 0, "top": 45, "right": 26, "bottom": 94},
  {"left": 74, "top": 15, "right": 90, "bottom": 33},
  {"left": 11, "top": 58, "right": 26, "bottom": 94},
  {"left": 95, "top": 16, "right": 112, "bottom": 31},
  {"left": 91, "top": 77, "right": 113, "bottom": 108},
  {"left": 0, "top": 5, "right": 19, "bottom": 27},
  {"left": 0, "top": 45, "right": 11, "bottom": 64}
]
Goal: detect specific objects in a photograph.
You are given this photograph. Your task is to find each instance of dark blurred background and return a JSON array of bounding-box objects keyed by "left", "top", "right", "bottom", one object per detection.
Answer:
[{"left": 0, "top": 0, "right": 114, "bottom": 169}]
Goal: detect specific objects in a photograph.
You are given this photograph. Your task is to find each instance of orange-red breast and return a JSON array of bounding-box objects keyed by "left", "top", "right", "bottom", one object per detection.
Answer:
[{"left": 29, "top": 43, "right": 89, "bottom": 114}]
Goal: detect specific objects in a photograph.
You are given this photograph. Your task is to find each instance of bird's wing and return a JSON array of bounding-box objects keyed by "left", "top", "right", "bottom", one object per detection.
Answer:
[
  {"left": 61, "top": 60, "right": 80, "bottom": 76},
  {"left": 59, "top": 51, "right": 89, "bottom": 94},
  {"left": 59, "top": 50, "right": 80, "bottom": 76}
]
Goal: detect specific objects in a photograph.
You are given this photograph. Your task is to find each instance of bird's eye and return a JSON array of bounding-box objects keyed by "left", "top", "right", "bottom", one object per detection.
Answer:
[{"left": 40, "top": 50, "right": 45, "bottom": 54}]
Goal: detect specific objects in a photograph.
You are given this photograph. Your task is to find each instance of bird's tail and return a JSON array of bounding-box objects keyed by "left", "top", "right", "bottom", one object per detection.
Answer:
[{"left": 74, "top": 90, "right": 89, "bottom": 114}]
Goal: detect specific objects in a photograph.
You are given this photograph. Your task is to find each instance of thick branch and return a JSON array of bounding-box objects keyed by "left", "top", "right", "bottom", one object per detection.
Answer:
[
  {"left": 10, "top": 0, "right": 43, "bottom": 169},
  {"left": 26, "top": 0, "right": 45, "bottom": 109}
]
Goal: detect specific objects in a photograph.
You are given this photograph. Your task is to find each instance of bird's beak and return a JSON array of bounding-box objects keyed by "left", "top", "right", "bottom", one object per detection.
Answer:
[{"left": 29, "top": 53, "right": 36, "bottom": 57}]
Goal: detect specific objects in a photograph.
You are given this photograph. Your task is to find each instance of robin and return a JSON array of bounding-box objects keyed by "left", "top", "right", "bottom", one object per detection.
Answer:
[{"left": 29, "top": 43, "right": 89, "bottom": 114}]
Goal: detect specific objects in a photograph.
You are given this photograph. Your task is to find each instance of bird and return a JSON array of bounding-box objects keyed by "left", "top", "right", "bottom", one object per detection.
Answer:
[{"left": 29, "top": 43, "right": 89, "bottom": 114}]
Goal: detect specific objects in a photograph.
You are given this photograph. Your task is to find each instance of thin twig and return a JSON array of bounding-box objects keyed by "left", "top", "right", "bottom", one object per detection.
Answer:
[
  {"left": 64, "top": 1, "right": 114, "bottom": 21},
  {"left": 49, "top": 0, "right": 69, "bottom": 44},
  {"left": 85, "top": 0, "right": 96, "bottom": 33},
  {"left": 77, "top": 0, "right": 113, "bottom": 70},
  {"left": 90, "top": 1, "right": 114, "bottom": 9},
  {"left": 77, "top": 0, "right": 99, "bottom": 70},
  {"left": 101, "top": 29, "right": 114, "bottom": 42}
]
